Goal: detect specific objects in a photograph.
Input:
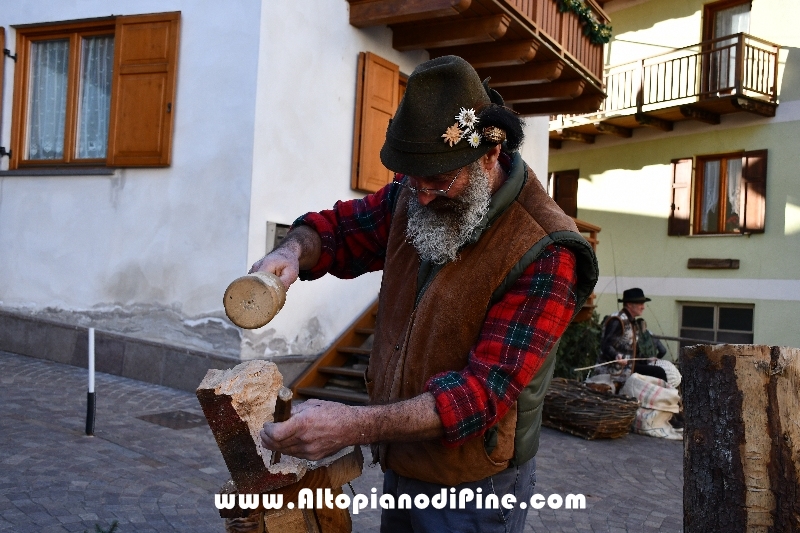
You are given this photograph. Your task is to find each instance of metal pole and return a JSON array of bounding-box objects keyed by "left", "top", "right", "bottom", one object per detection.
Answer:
[{"left": 86, "top": 327, "right": 96, "bottom": 436}]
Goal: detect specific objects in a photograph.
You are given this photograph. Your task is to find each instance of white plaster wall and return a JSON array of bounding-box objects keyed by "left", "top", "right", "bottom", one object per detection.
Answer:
[
  {"left": 518, "top": 116, "right": 550, "bottom": 187},
  {"left": 244, "top": 2, "right": 428, "bottom": 356},
  {"left": 0, "top": 2, "right": 261, "bottom": 325}
]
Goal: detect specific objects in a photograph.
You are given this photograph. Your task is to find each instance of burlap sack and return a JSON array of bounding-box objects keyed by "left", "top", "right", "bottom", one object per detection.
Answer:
[{"left": 620, "top": 373, "right": 682, "bottom": 440}]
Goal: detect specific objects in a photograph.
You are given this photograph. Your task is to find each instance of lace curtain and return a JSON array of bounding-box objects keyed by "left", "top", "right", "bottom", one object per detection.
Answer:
[
  {"left": 725, "top": 158, "right": 742, "bottom": 232},
  {"left": 77, "top": 36, "right": 114, "bottom": 159},
  {"left": 701, "top": 160, "right": 721, "bottom": 232},
  {"left": 28, "top": 40, "right": 69, "bottom": 160},
  {"left": 26, "top": 36, "right": 114, "bottom": 161}
]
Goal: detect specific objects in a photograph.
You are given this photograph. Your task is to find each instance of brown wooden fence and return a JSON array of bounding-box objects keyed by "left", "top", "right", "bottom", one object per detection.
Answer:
[{"left": 504, "top": 0, "right": 607, "bottom": 82}]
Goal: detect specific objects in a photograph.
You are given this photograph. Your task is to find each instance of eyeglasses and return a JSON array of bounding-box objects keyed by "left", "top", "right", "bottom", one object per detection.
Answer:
[{"left": 403, "top": 167, "right": 464, "bottom": 197}]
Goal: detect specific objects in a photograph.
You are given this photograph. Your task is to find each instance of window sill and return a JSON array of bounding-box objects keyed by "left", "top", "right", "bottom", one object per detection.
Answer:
[{"left": 0, "top": 167, "right": 117, "bottom": 177}]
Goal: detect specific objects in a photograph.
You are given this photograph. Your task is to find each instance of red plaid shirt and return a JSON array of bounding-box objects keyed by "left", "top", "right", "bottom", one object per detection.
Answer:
[{"left": 294, "top": 178, "right": 577, "bottom": 447}]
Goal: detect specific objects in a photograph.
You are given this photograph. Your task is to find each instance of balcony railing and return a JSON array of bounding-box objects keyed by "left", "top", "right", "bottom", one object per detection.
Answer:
[
  {"left": 549, "top": 33, "right": 780, "bottom": 145},
  {"left": 504, "top": 0, "right": 607, "bottom": 82},
  {"left": 602, "top": 33, "right": 778, "bottom": 115}
]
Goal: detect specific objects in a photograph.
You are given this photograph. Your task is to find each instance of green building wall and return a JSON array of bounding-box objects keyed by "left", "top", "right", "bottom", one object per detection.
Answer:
[{"left": 549, "top": 0, "right": 800, "bottom": 355}]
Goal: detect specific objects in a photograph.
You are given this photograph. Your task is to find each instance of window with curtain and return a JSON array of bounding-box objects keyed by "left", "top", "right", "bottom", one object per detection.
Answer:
[
  {"left": 10, "top": 13, "right": 181, "bottom": 169},
  {"left": 670, "top": 150, "right": 767, "bottom": 236}
]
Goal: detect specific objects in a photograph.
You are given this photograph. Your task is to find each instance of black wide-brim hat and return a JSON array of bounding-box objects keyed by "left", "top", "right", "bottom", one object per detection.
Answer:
[
  {"left": 380, "top": 56, "right": 493, "bottom": 177},
  {"left": 619, "top": 288, "right": 652, "bottom": 303}
]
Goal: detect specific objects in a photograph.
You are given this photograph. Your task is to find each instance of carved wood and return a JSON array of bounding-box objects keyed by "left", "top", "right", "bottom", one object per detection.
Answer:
[
  {"left": 557, "top": 130, "right": 595, "bottom": 144},
  {"left": 514, "top": 94, "right": 604, "bottom": 115},
  {"left": 430, "top": 40, "right": 538, "bottom": 68},
  {"left": 634, "top": 112, "right": 673, "bottom": 131},
  {"left": 594, "top": 122, "right": 632, "bottom": 138},
  {"left": 500, "top": 79, "right": 585, "bottom": 103},
  {"left": 347, "top": 0, "right": 472, "bottom": 28},
  {"left": 679, "top": 105, "right": 721, "bottom": 125},
  {"left": 477, "top": 60, "right": 564, "bottom": 86},
  {"left": 392, "top": 14, "right": 510, "bottom": 51}
]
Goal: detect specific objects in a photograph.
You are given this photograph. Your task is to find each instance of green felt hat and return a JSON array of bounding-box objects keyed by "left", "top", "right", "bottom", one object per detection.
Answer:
[{"left": 380, "top": 56, "right": 495, "bottom": 177}]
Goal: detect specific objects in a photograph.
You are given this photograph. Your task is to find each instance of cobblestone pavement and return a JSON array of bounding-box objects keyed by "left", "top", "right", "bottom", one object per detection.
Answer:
[{"left": 0, "top": 351, "right": 683, "bottom": 532}]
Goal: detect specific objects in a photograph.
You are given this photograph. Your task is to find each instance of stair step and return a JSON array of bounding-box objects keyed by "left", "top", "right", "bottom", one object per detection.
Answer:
[
  {"left": 354, "top": 328, "right": 375, "bottom": 335},
  {"left": 297, "top": 386, "right": 369, "bottom": 404},
  {"left": 337, "top": 346, "right": 371, "bottom": 357},
  {"left": 319, "top": 366, "right": 365, "bottom": 378}
]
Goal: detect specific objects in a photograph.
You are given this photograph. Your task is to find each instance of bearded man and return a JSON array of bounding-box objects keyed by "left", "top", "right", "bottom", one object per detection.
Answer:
[{"left": 253, "top": 56, "right": 598, "bottom": 532}]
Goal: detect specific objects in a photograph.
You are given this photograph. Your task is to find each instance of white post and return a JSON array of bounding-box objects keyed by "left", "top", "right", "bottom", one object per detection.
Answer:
[{"left": 86, "top": 328, "right": 96, "bottom": 436}]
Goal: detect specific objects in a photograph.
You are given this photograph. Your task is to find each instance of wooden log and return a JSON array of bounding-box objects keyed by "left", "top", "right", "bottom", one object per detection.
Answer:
[
  {"left": 682, "top": 345, "right": 800, "bottom": 533},
  {"left": 197, "top": 361, "right": 308, "bottom": 494}
]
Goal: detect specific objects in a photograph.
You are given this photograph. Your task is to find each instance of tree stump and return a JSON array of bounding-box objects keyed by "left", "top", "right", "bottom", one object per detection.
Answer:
[{"left": 682, "top": 345, "right": 800, "bottom": 532}]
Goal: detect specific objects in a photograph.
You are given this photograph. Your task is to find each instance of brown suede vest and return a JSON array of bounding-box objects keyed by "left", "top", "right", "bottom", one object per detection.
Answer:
[{"left": 367, "top": 155, "right": 596, "bottom": 485}]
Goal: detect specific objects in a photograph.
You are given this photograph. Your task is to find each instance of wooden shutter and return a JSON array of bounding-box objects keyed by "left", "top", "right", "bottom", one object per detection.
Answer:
[
  {"left": 551, "top": 169, "right": 579, "bottom": 217},
  {"left": 107, "top": 12, "right": 180, "bottom": 166},
  {"left": 741, "top": 149, "right": 767, "bottom": 233},
  {"left": 351, "top": 52, "right": 399, "bottom": 193},
  {"left": 668, "top": 158, "right": 693, "bottom": 235}
]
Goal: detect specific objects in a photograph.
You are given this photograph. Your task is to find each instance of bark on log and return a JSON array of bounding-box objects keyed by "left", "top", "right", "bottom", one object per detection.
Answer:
[{"left": 682, "top": 345, "right": 800, "bottom": 533}]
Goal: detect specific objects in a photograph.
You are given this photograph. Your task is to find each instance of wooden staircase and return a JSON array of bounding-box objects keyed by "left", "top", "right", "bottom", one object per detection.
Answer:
[{"left": 289, "top": 299, "right": 378, "bottom": 405}]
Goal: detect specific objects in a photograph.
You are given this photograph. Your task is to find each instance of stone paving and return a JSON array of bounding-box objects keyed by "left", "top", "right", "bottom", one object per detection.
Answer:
[{"left": 0, "top": 351, "right": 683, "bottom": 532}]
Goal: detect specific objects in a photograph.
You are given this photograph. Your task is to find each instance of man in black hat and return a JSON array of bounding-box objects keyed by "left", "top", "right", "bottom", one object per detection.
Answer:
[
  {"left": 253, "top": 56, "right": 598, "bottom": 530},
  {"left": 598, "top": 288, "right": 669, "bottom": 383}
]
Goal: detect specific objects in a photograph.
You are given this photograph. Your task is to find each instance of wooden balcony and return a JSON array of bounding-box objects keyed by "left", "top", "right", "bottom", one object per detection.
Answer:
[
  {"left": 549, "top": 33, "right": 780, "bottom": 147},
  {"left": 347, "top": 0, "right": 610, "bottom": 115}
]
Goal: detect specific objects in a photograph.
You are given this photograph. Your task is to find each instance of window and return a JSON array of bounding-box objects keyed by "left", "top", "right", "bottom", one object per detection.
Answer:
[
  {"left": 668, "top": 150, "right": 767, "bottom": 236},
  {"left": 9, "top": 12, "right": 180, "bottom": 169},
  {"left": 549, "top": 169, "right": 579, "bottom": 218},
  {"left": 351, "top": 52, "right": 407, "bottom": 193},
  {"left": 680, "top": 303, "right": 754, "bottom": 350}
]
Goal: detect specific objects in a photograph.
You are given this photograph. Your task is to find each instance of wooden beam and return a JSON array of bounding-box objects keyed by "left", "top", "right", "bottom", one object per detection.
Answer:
[
  {"left": 594, "top": 121, "right": 632, "bottom": 138},
  {"left": 500, "top": 80, "right": 585, "bottom": 103},
  {"left": 634, "top": 112, "right": 673, "bottom": 131},
  {"left": 687, "top": 258, "right": 740, "bottom": 269},
  {"left": 731, "top": 96, "right": 777, "bottom": 117},
  {"left": 476, "top": 60, "right": 564, "bottom": 86},
  {"left": 514, "top": 94, "right": 604, "bottom": 115},
  {"left": 549, "top": 138, "right": 563, "bottom": 149},
  {"left": 556, "top": 129, "right": 595, "bottom": 144},
  {"left": 679, "top": 105, "right": 720, "bottom": 125},
  {"left": 430, "top": 40, "right": 538, "bottom": 68},
  {"left": 392, "top": 14, "right": 510, "bottom": 51},
  {"left": 348, "top": 0, "right": 472, "bottom": 28}
]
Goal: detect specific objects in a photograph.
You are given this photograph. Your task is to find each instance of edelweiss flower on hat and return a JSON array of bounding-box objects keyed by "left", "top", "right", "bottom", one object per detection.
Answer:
[
  {"left": 456, "top": 107, "right": 478, "bottom": 129},
  {"left": 441, "top": 123, "right": 463, "bottom": 147},
  {"left": 443, "top": 107, "right": 482, "bottom": 148}
]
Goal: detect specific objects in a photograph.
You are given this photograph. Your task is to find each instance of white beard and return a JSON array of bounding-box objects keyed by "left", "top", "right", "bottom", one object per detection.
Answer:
[{"left": 405, "top": 161, "right": 492, "bottom": 265}]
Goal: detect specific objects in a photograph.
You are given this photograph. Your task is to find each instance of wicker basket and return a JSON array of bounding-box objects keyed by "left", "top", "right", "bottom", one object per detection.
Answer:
[{"left": 542, "top": 378, "right": 639, "bottom": 440}]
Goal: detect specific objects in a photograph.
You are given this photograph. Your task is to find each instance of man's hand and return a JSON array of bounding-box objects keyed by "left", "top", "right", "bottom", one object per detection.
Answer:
[
  {"left": 260, "top": 399, "right": 356, "bottom": 461},
  {"left": 248, "top": 226, "right": 323, "bottom": 289},
  {"left": 259, "top": 393, "right": 443, "bottom": 462},
  {"left": 249, "top": 247, "right": 301, "bottom": 290},
  {"left": 615, "top": 353, "right": 631, "bottom": 367}
]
